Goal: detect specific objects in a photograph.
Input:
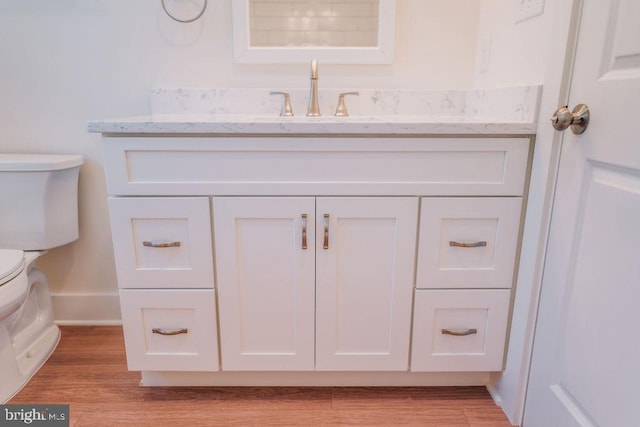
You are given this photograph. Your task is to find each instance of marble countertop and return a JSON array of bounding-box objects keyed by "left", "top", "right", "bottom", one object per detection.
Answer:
[
  {"left": 88, "top": 86, "right": 540, "bottom": 135},
  {"left": 87, "top": 114, "right": 536, "bottom": 135}
]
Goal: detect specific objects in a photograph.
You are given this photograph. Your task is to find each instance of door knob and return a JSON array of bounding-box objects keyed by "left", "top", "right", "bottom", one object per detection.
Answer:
[{"left": 550, "top": 104, "right": 590, "bottom": 134}]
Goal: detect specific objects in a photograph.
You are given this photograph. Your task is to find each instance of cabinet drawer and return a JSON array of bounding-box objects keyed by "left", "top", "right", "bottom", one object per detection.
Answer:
[
  {"left": 120, "top": 289, "right": 219, "bottom": 371},
  {"left": 411, "top": 289, "right": 510, "bottom": 372},
  {"left": 416, "top": 197, "right": 522, "bottom": 289},
  {"left": 103, "top": 137, "right": 530, "bottom": 196},
  {"left": 108, "top": 197, "right": 214, "bottom": 289}
]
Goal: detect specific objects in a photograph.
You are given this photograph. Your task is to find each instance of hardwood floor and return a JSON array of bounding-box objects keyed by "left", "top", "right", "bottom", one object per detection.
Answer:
[{"left": 9, "top": 326, "right": 512, "bottom": 426}]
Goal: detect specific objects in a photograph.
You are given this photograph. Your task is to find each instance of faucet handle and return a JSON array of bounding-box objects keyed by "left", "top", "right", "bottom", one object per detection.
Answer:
[
  {"left": 335, "top": 92, "right": 359, "bottom": 117},
  {"left": 269, "top": 91, "right": 294, "bottom": 116}
]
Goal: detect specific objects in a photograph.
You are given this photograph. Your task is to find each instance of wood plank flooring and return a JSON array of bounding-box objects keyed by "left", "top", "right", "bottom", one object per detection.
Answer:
[{"left": 9, "top": 326, "right": 512, "bottom": 426}]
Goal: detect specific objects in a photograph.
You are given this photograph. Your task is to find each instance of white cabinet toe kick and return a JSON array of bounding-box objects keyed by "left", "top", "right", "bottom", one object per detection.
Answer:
[{"left": 102, "top": 135, "right": 533, "bottom": 386}]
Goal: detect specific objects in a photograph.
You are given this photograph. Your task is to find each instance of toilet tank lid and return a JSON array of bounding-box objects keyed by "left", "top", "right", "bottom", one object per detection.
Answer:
[{"left": 0, "top": 154, "right": 83, "bottom": 171}]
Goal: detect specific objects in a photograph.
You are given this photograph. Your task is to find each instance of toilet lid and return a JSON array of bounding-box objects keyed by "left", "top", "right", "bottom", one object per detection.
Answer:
[{"left": 0, "top": 249, "right": 25, "bottom": 286}]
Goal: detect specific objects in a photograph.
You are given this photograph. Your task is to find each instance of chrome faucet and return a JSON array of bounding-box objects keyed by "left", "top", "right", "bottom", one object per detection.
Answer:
[{"left": 307, "top": 59, "right": 321, "bottom": 116}]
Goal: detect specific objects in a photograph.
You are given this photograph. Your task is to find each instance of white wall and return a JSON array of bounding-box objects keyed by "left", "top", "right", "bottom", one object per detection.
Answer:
[
  {"left": 0, "top": 0, "right": 480, "bottom": 323},
  {"left": 473, "top": 0, "right": 549, "bottom": 88}
]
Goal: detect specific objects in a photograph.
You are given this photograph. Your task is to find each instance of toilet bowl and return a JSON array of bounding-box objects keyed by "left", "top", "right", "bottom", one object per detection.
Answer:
[
  {"left": 0, "top": 154, "right": 83, "bottom": 403},
  {"left": 0, "top": 250, "right": 28, "bottom": 322}
]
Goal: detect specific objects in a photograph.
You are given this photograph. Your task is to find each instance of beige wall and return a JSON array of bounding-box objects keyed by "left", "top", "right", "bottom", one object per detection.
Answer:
[{"left": 0, "top": 0, "right": 480, "bottom": 323}]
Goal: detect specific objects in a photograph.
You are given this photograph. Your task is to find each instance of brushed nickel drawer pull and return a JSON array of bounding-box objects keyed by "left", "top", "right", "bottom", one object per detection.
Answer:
[
  {"left": 143, "top": 241, "right": 181, "bottom": 248},
  {"left": 323, "top": 214, "right": 330, "bottom": 249},
  {"left": 441, "top": 328, "right": 478, "bottom": 336},
  {"left": 301, "top": 214, "right": 308, "bottom": 250},
  {"left": 152, "top": 327, "right": 188, "bottom": 336},
  {"left": 449, "top": 241, "right": 487, "bottom": 248}
]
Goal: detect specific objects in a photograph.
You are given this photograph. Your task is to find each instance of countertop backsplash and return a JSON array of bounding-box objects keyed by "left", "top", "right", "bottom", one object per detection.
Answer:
[{"left": 149, "top": 86, "right": 541, "bottom": 123}]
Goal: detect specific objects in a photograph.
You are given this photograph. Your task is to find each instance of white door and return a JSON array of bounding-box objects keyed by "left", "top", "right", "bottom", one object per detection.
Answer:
[
  {"left": 525, "top": 1, "right": 640, "bottom": 425},
  {"left": 213, "top": 197, "right": 315, "bottom": 371},
  {"left": 315, "top": 197, "right": 418, "bottom": 371}
]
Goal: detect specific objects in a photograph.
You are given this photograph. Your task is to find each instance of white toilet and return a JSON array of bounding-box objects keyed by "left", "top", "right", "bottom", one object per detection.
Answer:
[{"left": 0, "top": 154, "right": 83, "bottom": 403}]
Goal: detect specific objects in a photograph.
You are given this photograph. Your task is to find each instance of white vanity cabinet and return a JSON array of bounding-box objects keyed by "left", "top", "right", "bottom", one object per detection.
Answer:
[
  {"left": 213, "top": 196, "right": 417, "bottom": 371},
  {"left": 101, "top": 134, "right": 531, "bottom": 385}
]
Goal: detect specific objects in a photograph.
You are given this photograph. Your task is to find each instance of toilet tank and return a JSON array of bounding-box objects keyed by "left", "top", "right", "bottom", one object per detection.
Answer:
[{"left": 0, "top": 154, "right": 83, "bottom": 250}]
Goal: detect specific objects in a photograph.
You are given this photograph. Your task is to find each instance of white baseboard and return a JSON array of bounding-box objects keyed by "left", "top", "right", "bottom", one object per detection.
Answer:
[
  {"left": 52, "top": 292, "right": 122, "bottom": 325},
  {"left": 486, "top": 383, "right": 503, "bottom": 407}
]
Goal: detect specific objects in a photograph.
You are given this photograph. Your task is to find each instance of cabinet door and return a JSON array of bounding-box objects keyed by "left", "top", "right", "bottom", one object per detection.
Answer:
[
  {"left": 315, "top": 197, "right": 418, "bottom": 371},
  {"left": 213, "top": 197, "right": 315, "bottom": 371}
]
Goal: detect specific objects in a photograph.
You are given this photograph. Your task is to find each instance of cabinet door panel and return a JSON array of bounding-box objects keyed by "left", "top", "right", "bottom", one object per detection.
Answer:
[
  {"left": 213, "top": 197, "right": 315, "bottom": 371},
  {"left": 316, "top": 197, "right": 418, "bottom": 371}
]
